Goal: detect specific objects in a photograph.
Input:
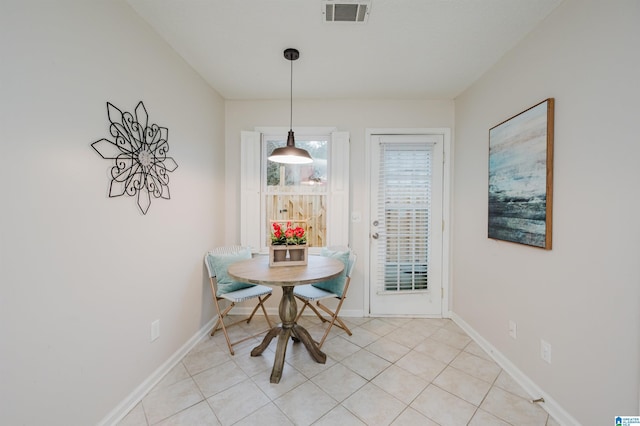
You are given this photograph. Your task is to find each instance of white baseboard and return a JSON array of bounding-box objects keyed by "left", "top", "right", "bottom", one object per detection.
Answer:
[
  {"left": 97, "top": 306, "right": 362, "bottom": 425},
  {"left": 297, "top": 308, "right": 365, "bottom": 318},
  {"left": 104, "top": 310, "right": 578, "bottom": 425},
  {"left": 98, "top": 316, "right": 217, "bottom": 426},
  {"left": 451, "top": 312, "right": 580, "bottom": 426}
]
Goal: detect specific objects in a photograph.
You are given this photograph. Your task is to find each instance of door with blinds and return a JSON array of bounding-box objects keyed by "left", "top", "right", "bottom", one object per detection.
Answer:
[{"left": 369, "top": 134, "right": 444, "bottom": 316}]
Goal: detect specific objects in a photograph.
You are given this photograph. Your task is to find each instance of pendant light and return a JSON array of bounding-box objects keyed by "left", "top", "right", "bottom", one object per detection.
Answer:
[{"left": 267, "top": 48, "right": 313, "bottom": 164}]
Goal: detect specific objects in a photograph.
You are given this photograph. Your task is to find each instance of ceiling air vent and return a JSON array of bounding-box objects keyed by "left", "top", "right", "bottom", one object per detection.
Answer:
[{"left": 322, "top": 1, "right": 371, "bottom": 23}]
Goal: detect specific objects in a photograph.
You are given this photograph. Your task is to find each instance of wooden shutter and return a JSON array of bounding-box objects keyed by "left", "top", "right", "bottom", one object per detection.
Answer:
[
  {"left": 240, "top": 131, "right": 261, "bottom": 251},
  {"left": 328, "top": 131, "right": 350, "bottom": 247}
]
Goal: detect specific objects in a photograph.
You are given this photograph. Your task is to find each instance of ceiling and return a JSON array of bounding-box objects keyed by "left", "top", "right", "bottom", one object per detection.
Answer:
[{"left": 127, "top": 0, "right": 562, "bottom": 101}]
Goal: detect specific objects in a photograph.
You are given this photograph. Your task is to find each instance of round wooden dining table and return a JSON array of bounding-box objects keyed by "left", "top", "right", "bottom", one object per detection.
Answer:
[{"left": 227, "top": 255, "right": 344, "bottom": 383}]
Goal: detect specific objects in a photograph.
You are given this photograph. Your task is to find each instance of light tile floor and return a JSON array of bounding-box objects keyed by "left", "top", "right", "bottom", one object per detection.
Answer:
[{"left": 118, "top": 316, "right": 560, "bottom": 426}]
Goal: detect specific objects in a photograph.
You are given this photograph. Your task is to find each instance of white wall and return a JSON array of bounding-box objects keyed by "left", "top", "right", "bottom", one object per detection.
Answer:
[
  {"left": 0, "top": 1, "right": 225, "bottom": 424},
  {"left": 225, "top": 99, "right": 454, "bottom": 313},
  {"left": 453, "top": 1, "right": 640, "bottom": 424}
]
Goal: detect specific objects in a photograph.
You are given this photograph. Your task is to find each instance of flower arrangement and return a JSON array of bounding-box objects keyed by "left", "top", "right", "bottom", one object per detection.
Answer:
[{"left": 271, "top": 221, "right": 307, "bottom": 245}]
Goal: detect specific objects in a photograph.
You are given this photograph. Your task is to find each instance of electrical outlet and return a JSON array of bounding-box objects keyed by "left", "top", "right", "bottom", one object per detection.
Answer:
[
  {"left": 508, "top": 320, "right": 517, "bottom": 339},
  {"left": 151, "top": 319, "right": 160, "bottom": 342},
  {"left": 541, "top": 339, "right": 551, "bottom": 364}
]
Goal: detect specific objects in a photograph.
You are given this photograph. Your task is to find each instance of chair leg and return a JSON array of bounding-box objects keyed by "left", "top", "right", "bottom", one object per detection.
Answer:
[
  {"left": 257, "top": 294, "right": 274, "bottom": 328},
  {"left": 244, "top": 294, "right": 273, "bottom": 330},
  {"left": 294, "top": 296, "right": 311, "bottom": 322},
  {"left": 210, "top": 317, "right": 223, "bottom": 336},
  {"left": 209, "top": 280, "right": 274, "bottom": 356},
  {"left": 212, "top": 298, "right": 235, "bottom": 356},
  {"left": 307, "top": 301, "right": 329, "bottom": 323},
  {"left": 211, "top": 302, "right": 234, "bottom": 335},
  {"left": 317, "top": 314, "right": 336, "bottom": 348},
  {"left": 315, "top": 297, "right": 352, "bottom": 349},
  {"left": 317, "top": 301, "right": 352, "bottom": 336},
  {"left": 246, "top": 294, "right": 265, "bottom": 324},
  {"left": 295, "top": 297, "right": 329, "bottom": 323}
]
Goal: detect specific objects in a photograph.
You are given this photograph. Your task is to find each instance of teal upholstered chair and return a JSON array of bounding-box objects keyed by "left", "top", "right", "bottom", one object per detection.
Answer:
[
  {"left": 205, "top": 246, "right": 273, "bottom": 355},
  {"left": 293, "top": 247, "right": 356, "bottom": 348}
]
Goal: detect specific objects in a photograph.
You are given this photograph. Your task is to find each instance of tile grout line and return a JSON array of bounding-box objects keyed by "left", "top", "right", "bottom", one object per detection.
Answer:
[{"left": 122, "top": 318, "right": 555, "bottom": 426}]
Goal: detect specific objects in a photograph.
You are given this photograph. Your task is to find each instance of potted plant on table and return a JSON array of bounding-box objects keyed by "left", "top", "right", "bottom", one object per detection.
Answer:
[{"left": 270, "top": 221, "right": 308, "bottom": 265}]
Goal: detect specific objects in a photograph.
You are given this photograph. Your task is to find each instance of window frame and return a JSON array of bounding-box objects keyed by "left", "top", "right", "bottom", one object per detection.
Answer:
[
  {"left": 240, "top": 127, "right": 350, "bottom": 254},
  {"left": 262, "top": 132, "right": 330, "bottom": 249}
]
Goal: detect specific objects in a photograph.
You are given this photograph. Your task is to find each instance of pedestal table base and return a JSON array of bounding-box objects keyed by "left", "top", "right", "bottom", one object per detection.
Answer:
[{"left": 251, "top": 286, "right": 326, "bottom": 383}]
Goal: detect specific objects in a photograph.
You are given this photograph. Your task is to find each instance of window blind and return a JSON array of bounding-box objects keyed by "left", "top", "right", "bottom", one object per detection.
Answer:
[{"left": 376, "top": 142, "right": 433, "bottom": 292}]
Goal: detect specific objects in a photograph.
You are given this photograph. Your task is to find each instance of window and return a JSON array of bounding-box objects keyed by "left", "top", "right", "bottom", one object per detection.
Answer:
[
  {"left": 263, "top": 135, "right": 328, "bottom": 247},
  {"left": 240, "top": 129, "right": 349, "bottom": 252},
  {"left": 376, "top": 141, "right": 433, "bottom": 291}
]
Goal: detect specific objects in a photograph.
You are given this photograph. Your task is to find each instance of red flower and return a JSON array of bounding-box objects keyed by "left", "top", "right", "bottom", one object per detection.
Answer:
[{"left": 270, "top": 221, "right": 307, "bottom": 245}]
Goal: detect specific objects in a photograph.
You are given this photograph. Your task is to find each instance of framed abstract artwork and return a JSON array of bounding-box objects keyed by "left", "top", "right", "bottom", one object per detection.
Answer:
[{"left": 488, "top": 98, "right": 554, "bottom": 249}]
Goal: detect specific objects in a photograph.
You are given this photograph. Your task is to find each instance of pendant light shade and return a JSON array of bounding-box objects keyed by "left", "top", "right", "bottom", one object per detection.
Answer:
[{"left": 268, "top": 48, "right": 313, "bottom": 165}]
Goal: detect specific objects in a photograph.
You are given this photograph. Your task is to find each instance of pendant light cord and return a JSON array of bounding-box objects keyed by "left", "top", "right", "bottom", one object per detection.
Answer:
[
  {"left": 269, "top": 48, "right": 311, "bottom": 164},
  {"left": 290, "top": 58, "right": 293, "bottom": 131}
]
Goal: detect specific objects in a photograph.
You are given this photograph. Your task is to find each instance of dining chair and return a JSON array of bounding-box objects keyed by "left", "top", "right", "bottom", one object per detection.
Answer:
[
  {"left": 205, "top": 246, "right": 274, "bottom": 355},
  {"left": 293, "top": 247, "right": 356, "bottom": 348}
]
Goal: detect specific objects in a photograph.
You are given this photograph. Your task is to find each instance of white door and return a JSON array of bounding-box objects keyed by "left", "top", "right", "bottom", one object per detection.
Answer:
[{"left": 369, "top": 134, "right": 444, "bottom": 316}]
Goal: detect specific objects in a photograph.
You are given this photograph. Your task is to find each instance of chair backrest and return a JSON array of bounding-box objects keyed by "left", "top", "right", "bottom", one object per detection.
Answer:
[
  {"left": 312, "top": 246, "right": 355, "bottom": 298},
  {"left": 205, "top": 246, "right": 253, "bottom": 297},
  {"left": 205, "top": 246, "right": 246, "bottom": 278},
  {"left": 346, "top": 252, "right": 357, "bottom": 278},
  {"left": 325, "top": 245, "right": 356, "bottom": 277},
  {"left": 204, "top": 246, "right": 246, "bottom": 278},
  {"left": 340, "top": 252, "right": 357, "bottom": 297}
]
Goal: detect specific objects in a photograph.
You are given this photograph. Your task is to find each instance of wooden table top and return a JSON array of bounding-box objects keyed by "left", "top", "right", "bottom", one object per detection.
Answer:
[{"left": 227, "top": 255, "right": 344, "bottom": 287}]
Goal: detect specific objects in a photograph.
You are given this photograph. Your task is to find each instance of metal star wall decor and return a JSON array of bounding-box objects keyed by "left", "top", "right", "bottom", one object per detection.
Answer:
[{"left": 92, "top": 102, "right": 178, "bottom": 215}]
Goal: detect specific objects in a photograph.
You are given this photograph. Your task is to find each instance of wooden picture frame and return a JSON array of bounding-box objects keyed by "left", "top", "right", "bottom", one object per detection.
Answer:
[{"left": 488, "top": 98, "right": 554, "bottom": 249}]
